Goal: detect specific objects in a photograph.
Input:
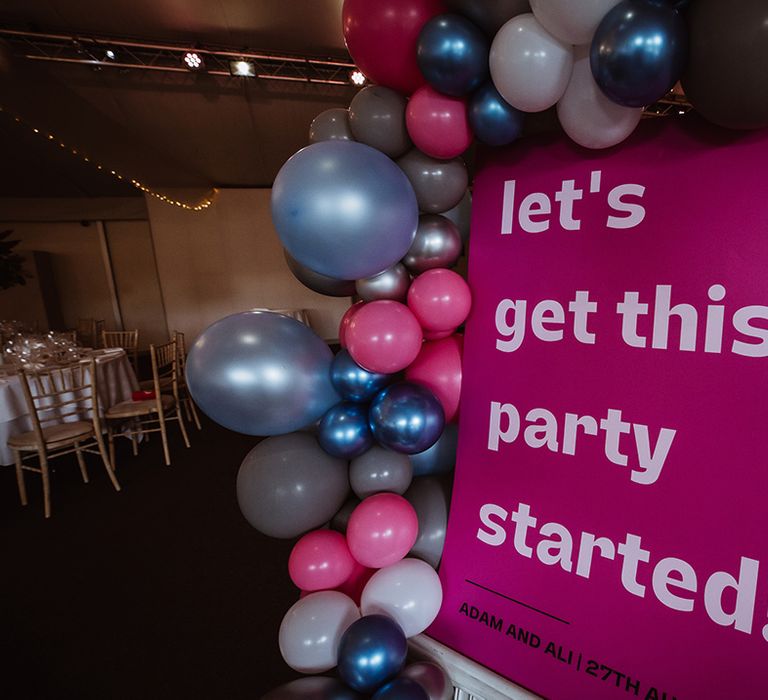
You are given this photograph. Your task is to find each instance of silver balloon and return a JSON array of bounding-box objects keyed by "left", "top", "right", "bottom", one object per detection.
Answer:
[
  {"left": 399, "top": 662, "right": 453, "bottom": 700},
  {"left": 397, "top": 149, "right": 469, "bottom": 215},
  {"left": 404, "top": 477, "right": 450, "bottom": 569},
  {"left": 350, "top": 446, "right": 413, "bottom": 499},
  {"left": 349, "top": 85, "right": 412, "bottom": 158},
  {"left": 285, "top": 250, "right": 356, "bottom": 297},
  {"left": 236, "top": 433, "right": 350, "bottom": 538},
  {"left": 330, "top": 496, "right": 361, "bottom": 534},
  {"left": 309, "top": 108, "right": 355, "bottom": 143},
  {"left": 402, "top": 215, "right": 463, "bottom": 274},
  {"left": 446, "top": 0, "right": 531, "bottom": 37},
  {"left": 355, "top": 263, "right": 411, "bottom": 302},
  {"left": 441, "top": 190, "right": 472, "bottom": 247}
]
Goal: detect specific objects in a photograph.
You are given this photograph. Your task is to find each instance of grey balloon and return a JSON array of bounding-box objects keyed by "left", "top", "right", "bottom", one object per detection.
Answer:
[
  {"left": 442, "top": 189, "right": 472, "bottom": 247},
  {"left": 355, "top": 263, "right": 411, "bottom": 303},
  {"left": 403, "top": 215, "right": 463, "bottom": 274},
  {"left": 309, "top": 108, "right": 354, "bottom": 143},
  {"left": 446, "top": 0, "right": 531, "bottom": 37},
  {"left": 236, "top": 433, "right": 350, "bottom": 539},
  {"left": 397, "top": 149, "right": 469, "bottom": 214},
  {"left": 400, "top": 662, "right": 453, "bottom": 700},
  {"left": 262, "top": 677, "right": 364, "bottom": 700},
  {"left": 349, "top": 85, "right": 412, "bottom": 158},
  {"left": 404, "top": 477, "right": 450, "bottom": 569},
  {"left": 350, "top": 446, "right": 413, "bottom": 499},
  {"left": 330, "top": 496, "right": 361, "bottom": 534},
  {"left": 285, "top": 250, "right": 356, "bottom": 297}
]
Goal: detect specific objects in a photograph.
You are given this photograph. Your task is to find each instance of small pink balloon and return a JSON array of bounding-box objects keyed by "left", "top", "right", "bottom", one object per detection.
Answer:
[
  {"left": 406, "top": 85, "right": 473, "bottom": 159},
  {"left": 424, "top": 328, "right": 454, "bottom": 341},
  {"left": 406, "top": 334, "right": 463, "bottom": 422},
  {"left": 407, "top": 269, "right": 472, "bottom": 332},
  {"left": 347, "top": 493, "right": 419, "bottom": 569},
  {"left": 335, "top": 561, "right": 376, "bottom": 604},
  {"left": 339, "top": 300, "right": 366, "bottom": 348},
  {"left": 346, "top": 300, "right": 424, "bottom": 374},
  {"left": 289, "top": 529, "right": 356, "bottom": 592}
]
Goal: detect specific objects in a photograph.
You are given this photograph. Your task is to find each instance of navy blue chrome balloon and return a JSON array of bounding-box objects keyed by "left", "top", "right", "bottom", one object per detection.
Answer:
[
  {"left": 590, "top": 0, "right": 688, "bottom": 108},
  {"left": 370, "top": 382, "right": 445, "bottom": 455},
  {"left": 373, "top": 678, "right": 430, "bottom": 700},
  {"left": 337, "top": 615, "right": 408, "bottom": 693},
  {"left": 318, "top": 402, "right": 374, "bottom": 459},
  {"left": 331, "top": 350, "right": 391, "bottom": 403},
  {"left": 261, "top": 676, "right": 365, "bottom": 700},
  {"left": 410, "top": 422, "right": 458, "bottom": 476},
  {"left": 417, "top": 14, "right": 489, "bottom": 97},
  {"left": 468, "top": 82, "right": 524, "bottom": 147}
]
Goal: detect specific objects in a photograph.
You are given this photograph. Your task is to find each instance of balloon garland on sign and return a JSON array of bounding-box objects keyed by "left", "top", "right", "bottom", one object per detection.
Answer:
[{"left": 182, "top": 1, "right": 768, "bottom": 697}]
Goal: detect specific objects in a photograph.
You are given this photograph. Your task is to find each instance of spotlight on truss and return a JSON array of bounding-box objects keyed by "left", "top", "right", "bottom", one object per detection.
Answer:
[
  {"left": 182, "top": 51, "right": 205, "bottom": 71},
  {"left": 229, "top": 59, "right": 257, "bottom": 78}
]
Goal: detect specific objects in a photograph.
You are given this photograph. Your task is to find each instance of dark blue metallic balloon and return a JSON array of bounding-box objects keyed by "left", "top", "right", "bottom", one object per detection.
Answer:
[
  {"left": 373, "top": 678, "right": 430, "bottom": 700},
  {"left": 417, "top": 14, "right": 489, "bottom": 97},
  {"left": 590, "top": 0, "right": 688, "bottom": 108},
  {"left": 370, "top": 382, "right": 445, "bottom": 455},
  {"left": 468, "top": 82, "right": 524, "bottom": 147},
  {"left": 337, "top": 615, "right": 408, "bottom": 693},
  {"left": 318, "top": 402, "right": 373, "bottom": 459},
  {"left": 410, "top": 423, "right": 458, "bottom": 476},
  {"left": 331, "top": 350, "right": 391, "bottom": 403},
  {"left": 262, "top": 676, "right": 365, "bottom": 700}
]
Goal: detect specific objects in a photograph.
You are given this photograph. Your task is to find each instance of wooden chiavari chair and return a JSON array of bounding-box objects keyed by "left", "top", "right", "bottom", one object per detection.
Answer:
[
  {"left": 173, "top": 330, "right": 202, "bottom": 430},
  {"left": 102, "top": 329, "right": 139, "bottom": 374}
]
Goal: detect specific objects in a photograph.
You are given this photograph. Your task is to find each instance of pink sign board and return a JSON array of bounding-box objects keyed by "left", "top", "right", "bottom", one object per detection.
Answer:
[{"left": 429, "top": 118, "right": 768, "bottom": 700}]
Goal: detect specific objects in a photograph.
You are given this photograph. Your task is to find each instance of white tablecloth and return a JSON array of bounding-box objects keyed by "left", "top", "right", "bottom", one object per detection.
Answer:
[{"left": 0, "top": 349, "right": 139, "bottom": 466}]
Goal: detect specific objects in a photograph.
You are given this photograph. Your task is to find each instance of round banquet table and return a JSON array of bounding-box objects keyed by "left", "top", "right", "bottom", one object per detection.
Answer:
[{"left": 0, "top": 348, "right": 139, "bottom": 466}]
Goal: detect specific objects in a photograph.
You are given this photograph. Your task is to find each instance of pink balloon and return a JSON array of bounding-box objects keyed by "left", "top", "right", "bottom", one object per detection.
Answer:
[
  {"left": 346, "top": 300, "right": 424, "bottom": 374},
  {"left": 407, "top": 269, "right": 472, "bottom": 332},
  {"left": 424, "top": 328, "right": 454, "bottom": 341},
  {"left": 406, "top": 334, "right": 463, "bottom": 422},
  {"left": 335, "top": 561, "right": 376, "bottom": 604},
  {"left": 339, "top": 300, "right": 365, "bottom": 349},
  {"left": 347, "top": 493, "right": 419, "bottom": 569},
  {"left": 406, "top": 85, "right": 473, "bottom": 159},
  {"left": 289, "top": 530, "right": 356, "bottom": 592},
  {"left": 343, "top": 0, "right": 446, "bottom": 95}
]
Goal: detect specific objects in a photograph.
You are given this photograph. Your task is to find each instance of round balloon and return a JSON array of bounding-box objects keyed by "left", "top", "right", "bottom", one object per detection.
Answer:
[
  {"left": 186, "top": 311, "right": 339, "bottom": 436},
  {"left": 441, "top": 189, "right": 472, "bottom": 246},
  {"left": 398, "top": 149, "right": 469, "bottom": 214},
  {"left": 404, "top": 477, "right": 450, "bottom": 568},
  {"left": 417, "top": 14, "right": 489, "bottom": 97},
  {"left": 335, "top": 561, "right": 376, "bottom": 604},
  {"left": 342, "top": 0, "right": 447, "bottom": 95},
  {"left": 309, "top": 108, "right": 355, "bottom": 143},
  {"left": 331, "top": 350, "right": 391, "bottom": 403},
  {"left": 289, "top": 529, "right": 356, "bottom": 592},
  {"left": 406, "top": 85, "right": 473, "bottom": 160},
  {"left": 272, "top": 141, "right": 418, "bottom": 280},
  {"left": 424, "top": 328, "right": 456, "bottom": 341},
  {"left": 318, "top": 402, "right": 374, "bottom": 459},
  {"left": 403, "top": 215, "right": 462, "bottom": 274},
  {"left": 370, "top": 382, "right": 446, "bottom": 454},
  {"left": 410, "top": 423, "right": 458, "bottom": 476},
  {"left": 469, "top": 81, "right": 524, "bottom": 147},
  {"left": 355, "top": 264, "right": 411, "bottom": 303},
  {"left": 350, "top": 446, "right": 414, "bottom": 499},
  {"left": 349, "top": 86, "right": 412, "bottom": 157},
  {"left": 400, "top": 663, "right": 453, "bottom": 700},
  {"left": 236, "top": 433, "right": 349, "bottom": 538},
  {"left": 407, "top": 269, "right": 472, "bottom": 332},
  {"left": 285, "top": 250, "right": 357, "bottom": 297},
  {"left": 530, "top": 0, "right": 622, "bottom": 45},
  {"left": 337, "top": 615, "right": 408, "bottom": 692},
  {"left": 489, "top": 14, "right": 574, "bottom": 112},
  {"left": 347, "top": 493, "right": 419, "bottom": 568},
  {"left": 446, "top": 0, "right": 531, "bottom": 36},
  {"left": 590, "top": 0, "right": 687, "bottom": 108},
  {"left": 262, "top": 677, "right": 365, "bottom": 700},
  {"left": 339, "top": 301, "right": 366, "bottom": 349},
  {"left": 373, "top": 679, "right": 429, "bottom": 700},
  {"left": 405, "top": 335, "right": 463, "bottom": 422},
  {"left": 279, "top": 591, "right": 360, "bottom": 674},
  {"left": 361, "top": 558, "right": 443, "bottom": 637}
]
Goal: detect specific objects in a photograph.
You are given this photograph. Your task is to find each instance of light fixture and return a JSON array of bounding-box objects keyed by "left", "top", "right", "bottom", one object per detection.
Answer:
[
  {"left": 350, "top": 69, "right": 366, "bottom": 86},
  {"left": 182, "top": 51, "right": 205, "bottom": 71},
  {"left": 104, "top": 48, "right": 116, "bottom": 61},
  {"left": 229, "top": 59, "right": 256, "bottom": 78}
]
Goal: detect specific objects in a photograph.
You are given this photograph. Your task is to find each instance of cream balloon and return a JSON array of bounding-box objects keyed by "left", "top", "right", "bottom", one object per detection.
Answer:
[
  {"left": 489, "top": 14, "right": 574, "bottom": 113},
  {"left": 557, "top": 46, "right": 642, "bottom": 149},
  {"left": 530, "top": 0, "right": 622, "bottom": 45}
]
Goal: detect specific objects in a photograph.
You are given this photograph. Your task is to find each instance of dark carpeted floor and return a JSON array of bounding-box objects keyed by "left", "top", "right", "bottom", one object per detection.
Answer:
[{"left": 0, "top": 415, "right": 304, "bottom": 699}]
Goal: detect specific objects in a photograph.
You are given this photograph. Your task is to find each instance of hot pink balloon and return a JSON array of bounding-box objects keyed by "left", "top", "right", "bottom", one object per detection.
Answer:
[
  {"left": 424, "top": 328, "right": 454, "bottom": 341},
  {"left": 346, "top": 493, "right": 419, "bottom": 569},
  {"left": 289, "top": 529, "right": 356, "bottom": 592},
  {"left": 346, "top": 300, "right": 423, "bottom": 374},
  {"left": 339, "top": 300, "right": 365, "bottom": 349},
  {"left": 335, "top": 561, "right": 376, "bottom": 604},
  {"left": 406, "top": 85, "right": 473, "bottom": 159},
  {"left": 406, "top": 334, "right": 463, "bottom": 422},
  {"left": 342, "top": 0, "right": 446, "bottom": 95},
  {"left": 407, "top": 269, "right": 472, "bottom": 332}
]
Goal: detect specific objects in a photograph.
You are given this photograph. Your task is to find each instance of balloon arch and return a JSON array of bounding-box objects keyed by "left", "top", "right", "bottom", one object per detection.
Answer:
[{"left": 185, "top": 1, "right": 768, "bottom": 697}]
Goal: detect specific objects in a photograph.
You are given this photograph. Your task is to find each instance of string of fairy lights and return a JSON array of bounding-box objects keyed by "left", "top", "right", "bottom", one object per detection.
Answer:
[{"left": 0, "top": 104, "right": 218, "bottom": 211}]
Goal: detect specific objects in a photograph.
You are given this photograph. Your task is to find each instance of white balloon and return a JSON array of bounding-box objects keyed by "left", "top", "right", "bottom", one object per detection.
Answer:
[
  {"left": 361, "top": 558, "right": 443, "bottom": 638},
  {"left": 530, "top": 0, "right": 622, "bottom": 45},
  {"left": 489, "top": 14, "right": 574, "bottom": 113},
  {"left": 557, "top": 46, "right": 642, "bottom": 149},
  {"left": 278, "top": 591, "right": 360, "bottom": 673}
]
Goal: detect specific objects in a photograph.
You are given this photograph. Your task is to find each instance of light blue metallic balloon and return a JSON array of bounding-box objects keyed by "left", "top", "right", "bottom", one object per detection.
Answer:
[
  {"left": 331, "top": 350, "right": 391, "bottom": 403},
  {"left": 373, "top": 679, "right": 430, "bottom": 700},
  {"left": 186, "top": 311, "right": 340, "bottom": 436},
  {"left": 590, "top": 0, "right": 688, "bottom": 108},
  {"left": 469, "top": 82, "right": 524, "bottom": 147},
  {"left": 338, "top": 615, "right": 408, "bottom": 693},
  {"left": 318, "top": 402, "right": 374, "bottom": 459},
  {"left": 272, "top": 141, "right": 418, "bottom": 280},
  {"left": 370, "top": 382, "right": 445, "bottom": 455},
  {"left": 409, "top": 423, "right": 458, "bottom": 476},
  {"left": 417, "top": 14, "right": 490, "bottom": 97}
]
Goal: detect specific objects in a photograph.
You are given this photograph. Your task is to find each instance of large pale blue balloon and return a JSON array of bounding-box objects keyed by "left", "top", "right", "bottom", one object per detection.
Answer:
[
  {"left": 186, "top": 311, "right": 340, "bottom": 436},
  {"left": 272, "top": 141, "right": 419, "bottom": 280},
  {"left": 318, "top": 402, "right": 374, "bottom": 459},
  {"left": 469, "top": 82, "right": 524, "bottom": 147}
]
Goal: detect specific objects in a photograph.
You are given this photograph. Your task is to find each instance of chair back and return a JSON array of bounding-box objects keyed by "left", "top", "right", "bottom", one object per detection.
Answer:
[
  {"left": 92, "top": 320, "right": 105, "bottom": 348},
  {"left": 149, "top": 340, "right": 180, "bottom": 408},
  {"left": 172, "top": 330, "right": 188, "bottom": 374},
  {"left": 102, "top": 329, "right": 139, "bottom": 370}
]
